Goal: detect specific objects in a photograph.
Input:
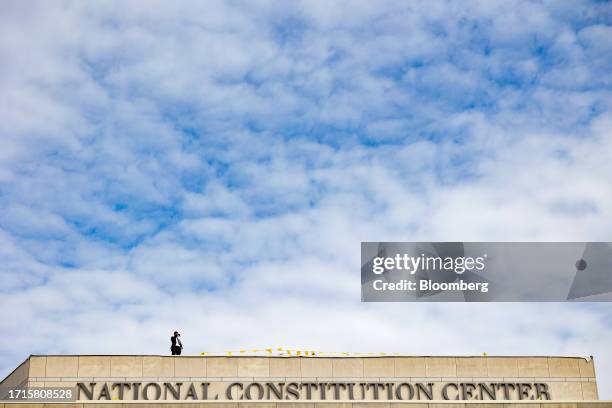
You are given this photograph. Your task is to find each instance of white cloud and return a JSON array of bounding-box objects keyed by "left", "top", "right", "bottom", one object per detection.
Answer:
[{"left": 1, "top": 0, "right": 612, "bottom": 398}]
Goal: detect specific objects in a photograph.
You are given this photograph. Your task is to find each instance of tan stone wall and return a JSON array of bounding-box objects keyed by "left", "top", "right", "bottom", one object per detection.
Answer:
[
  {"left": 19, "top": 356, "right": 597, "bottom": 379},
  {"left": 1, "top": 402, "right": 612, "bottom": 408},
  {"left": 0, "top": 359, "right": 30, "bottom": 392},
  {"left": 0, "top": 356, "right": 599, "bottom": 401}
]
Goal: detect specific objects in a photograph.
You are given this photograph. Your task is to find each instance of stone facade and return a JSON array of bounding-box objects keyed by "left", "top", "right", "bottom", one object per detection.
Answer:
[
  {"left": 2, "top": 403, "right": 612, "bottom": 408},
  {"left": 0, "top": 355, "right": 601, "bottom": 404}
]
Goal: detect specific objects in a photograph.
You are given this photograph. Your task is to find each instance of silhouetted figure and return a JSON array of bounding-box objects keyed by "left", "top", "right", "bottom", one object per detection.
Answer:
[{"left": 171, "top": 331, "right": 183, "bottom": 355}]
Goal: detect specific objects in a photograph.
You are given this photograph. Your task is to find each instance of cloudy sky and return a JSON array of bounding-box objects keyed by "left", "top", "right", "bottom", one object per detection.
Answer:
[{"left": 1, "top": 0, "right": 612, "bottom": 397}]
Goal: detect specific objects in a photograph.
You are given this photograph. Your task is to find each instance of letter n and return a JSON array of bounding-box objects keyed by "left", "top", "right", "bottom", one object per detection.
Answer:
[{"left": 77, "top": 382, "right": 96, "bottom": 400}]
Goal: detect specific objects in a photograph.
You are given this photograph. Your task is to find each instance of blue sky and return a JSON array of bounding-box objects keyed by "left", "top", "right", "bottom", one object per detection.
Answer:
[{"left": 1, "top": 0, "right": 612, "bottom": 397}]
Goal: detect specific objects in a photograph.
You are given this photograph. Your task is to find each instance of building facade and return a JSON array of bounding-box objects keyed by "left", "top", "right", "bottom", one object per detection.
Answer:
[{"left": 0, "top": 355, "right": 607, "bottom": 407}]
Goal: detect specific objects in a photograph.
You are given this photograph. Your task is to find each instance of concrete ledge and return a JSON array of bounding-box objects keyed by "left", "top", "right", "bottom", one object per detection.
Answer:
[{"left": 1, "top": 400, "right": 612, "bottom": 405}]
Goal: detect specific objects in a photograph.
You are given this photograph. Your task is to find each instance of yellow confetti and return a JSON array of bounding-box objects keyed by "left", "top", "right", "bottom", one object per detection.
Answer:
[{"left": 199, "top": 348, "right": 411, "bottom": 357}]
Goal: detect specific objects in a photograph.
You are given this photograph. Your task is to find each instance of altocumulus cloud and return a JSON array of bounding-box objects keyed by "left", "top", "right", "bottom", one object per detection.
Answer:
[{"left": 1, "top": 0, "right": 612, "bottom": 396}]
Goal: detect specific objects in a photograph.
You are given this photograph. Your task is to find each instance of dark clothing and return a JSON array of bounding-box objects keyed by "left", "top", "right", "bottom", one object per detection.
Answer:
[{"left": 171, "top": 335, "right": 183, "bottom": 355}]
